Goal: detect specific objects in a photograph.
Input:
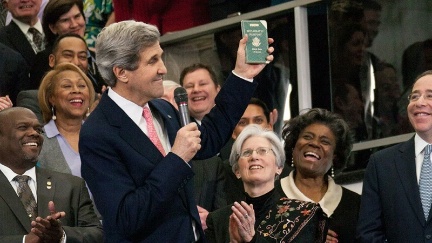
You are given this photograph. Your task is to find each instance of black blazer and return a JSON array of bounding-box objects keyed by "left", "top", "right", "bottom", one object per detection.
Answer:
[
  {"left": 191, "top": 155, "right": 227, "bottom": 211},
  {"left": 0, "top": 42, "right": 30, "bottom": 105},
  {"left": 0, "top": 21, "right": 37, "bottom": 67}
]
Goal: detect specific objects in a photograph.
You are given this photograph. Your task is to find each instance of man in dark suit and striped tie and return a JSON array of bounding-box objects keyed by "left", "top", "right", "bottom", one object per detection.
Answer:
[
  {"left": 0, "top": 107, "right": 103, "bottom": 242},
  {"left": 358, "top": 70, "right": 432, "bottom": 242}
]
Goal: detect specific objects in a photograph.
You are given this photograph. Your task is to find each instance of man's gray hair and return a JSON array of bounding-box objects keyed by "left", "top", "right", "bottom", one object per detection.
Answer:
[{"left": 95, "top": 20, "right": 160, "bottom": 86}]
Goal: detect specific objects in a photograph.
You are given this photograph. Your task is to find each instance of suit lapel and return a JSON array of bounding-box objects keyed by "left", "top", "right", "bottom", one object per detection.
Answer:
[
  {"left": 0, "top": 171, "right": 31, "bottom": 231},
  {"left": 35, "top": 168, "right": 55, "bottom": 217},
  {"left": 395, "top": 138, "right": 425, "bottom": 224},
  {"left": 149, "top": 99, "right": 180, "bottom": 145},
  {"left": 6, "top": 22, "right": 36, "bottom": 65},
  {"left": 100, "top": 94, "right": 163, "bottom": 164}
]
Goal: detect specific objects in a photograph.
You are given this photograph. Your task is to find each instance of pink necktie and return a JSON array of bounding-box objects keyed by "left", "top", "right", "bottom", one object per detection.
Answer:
[{"left": 142, "top": 106, "right": 166, "bottom": 156}]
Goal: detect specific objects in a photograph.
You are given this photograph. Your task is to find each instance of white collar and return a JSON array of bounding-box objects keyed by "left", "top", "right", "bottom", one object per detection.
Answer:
[
  {"left": 0, "top": 163, "right": 37, "bottom": 184},
  {"left": 108, "top": 87, "right": 146, "bottom": 127},
  {"left": 12, "top": 18, "right": 43, "bottom": 35},
  {"left": 280, "top": 171, "right": 342, "bottom": 217}
]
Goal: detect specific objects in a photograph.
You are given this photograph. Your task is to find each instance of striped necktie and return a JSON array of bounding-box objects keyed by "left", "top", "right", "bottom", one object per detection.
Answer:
[
  {"left": 14, "top": 175, "right": 38, "bottom": 221},
  {"left": 28, "top": 27, "right": 43, "bottom": 51},
  {"left": 420, "top": 144, "right": 432, "bottom": 219}
]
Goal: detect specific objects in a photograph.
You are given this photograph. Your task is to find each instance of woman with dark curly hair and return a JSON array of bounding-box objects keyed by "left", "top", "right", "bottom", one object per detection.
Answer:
[{"left": 281, "top": 107, "right": 360, "bottom": 243}]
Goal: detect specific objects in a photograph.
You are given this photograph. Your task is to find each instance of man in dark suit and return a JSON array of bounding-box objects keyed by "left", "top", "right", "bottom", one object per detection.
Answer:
[
  {"left": 79, "top": 20, "right": 273, "bottom": 242},
  {"left": 180, "top": 63, "right": 227, "bottom": 230},
  {"left": 357, "top": 70, "right": 432, "bottom": 242},
  {"left": 0, "top": 107, "right": 103, "bottom": 242},
  {"left": 0, "top": 0, "right": 44, "bottom": 68},
  {"left": 0, "top": 42, "right": 29, "bottom": 106}
]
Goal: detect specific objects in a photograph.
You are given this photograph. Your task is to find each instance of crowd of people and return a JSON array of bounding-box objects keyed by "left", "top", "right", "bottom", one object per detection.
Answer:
[{"left": 0, "top": 0, "right": 432, "bottom": 243}]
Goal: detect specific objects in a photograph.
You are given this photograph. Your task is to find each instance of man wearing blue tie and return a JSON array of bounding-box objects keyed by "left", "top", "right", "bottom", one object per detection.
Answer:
[{"left": 357, "top": 70, "right": 432, "bottom": 242}]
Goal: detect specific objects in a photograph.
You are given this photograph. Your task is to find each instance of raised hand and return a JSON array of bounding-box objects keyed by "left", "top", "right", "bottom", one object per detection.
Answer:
[
  {"left": 233, "top": 35, "right": 274, "bottom": 80},
  {"left": 0, "top": 95, "right": 13, "bottom": 111}
]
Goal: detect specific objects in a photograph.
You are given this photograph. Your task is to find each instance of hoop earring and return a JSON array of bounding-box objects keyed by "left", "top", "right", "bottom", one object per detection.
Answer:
[
  {"left": 51, "top": 106, "right": 56, "bottom": 120},
  {"left": 86, "top": 107, "right": 90, "bottom": 117}
]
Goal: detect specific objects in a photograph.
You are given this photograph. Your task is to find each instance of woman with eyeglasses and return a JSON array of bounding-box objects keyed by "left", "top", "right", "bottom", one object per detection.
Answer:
[
  {"left": 281, "top": 108, "right": 360, "bottom": 243},
  {"left": 205, "top": 124, "right": 328, "bottom": 243}
]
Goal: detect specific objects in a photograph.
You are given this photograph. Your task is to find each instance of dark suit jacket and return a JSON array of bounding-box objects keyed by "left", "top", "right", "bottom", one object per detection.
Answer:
[
  {"left": 357, "top": 137, "right": 432, "bottom": 242},
  {"left": 0, "top": 21, "right": 37, "bottom": 67},
  {"left": 0, "top": 167, "right": 103, "bottom": 242},
  {"left": 79, "top": 73, "right": 257, "bottom": 242},
  {"left": 16, "top": 90, "right": 43, "bottom": 123},
  {"left": 0, "top": 42, "right": 30, "bottom": 105},
  {"left": 191, "top": 156, "right": 227, "bottom": 211}
]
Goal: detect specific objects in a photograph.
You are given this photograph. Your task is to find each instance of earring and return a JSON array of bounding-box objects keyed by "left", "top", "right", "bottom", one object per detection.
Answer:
[
  {"left": 51, "top": 106, "right": 56, "bottom": 120},
  {"left": 331, "top": 166, "right": 335, "bottom": 178},
  {"left": 291, "top": 157, "right": 294, "bottom": 167},
  {"left": 86, "top": 107, "right": 90, "bottom": 117}
]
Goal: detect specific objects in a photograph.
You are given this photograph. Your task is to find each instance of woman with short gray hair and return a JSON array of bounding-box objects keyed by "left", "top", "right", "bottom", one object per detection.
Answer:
[{"left": 206, "top": 124, "right": 328, "bottom": 243}]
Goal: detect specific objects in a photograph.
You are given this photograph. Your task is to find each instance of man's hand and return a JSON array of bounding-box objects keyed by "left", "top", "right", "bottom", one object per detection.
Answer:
[
  {"left": 0, "top": 95, "right": 13, "bottom": 110},
  {"left": 30, "top": 201, "right": 66, "bottom": 243},
  {"left": 233, "top": 35, "right": 274, "bottom": 80},
  {"left": 197, "top": 206, "right": 209, "bottom": 230},
  {"left": 24, "top": 232, "right": 42, "bottom": 243},
  {"left": 171, "top": 123, "right": 201, "bottom": 162}
]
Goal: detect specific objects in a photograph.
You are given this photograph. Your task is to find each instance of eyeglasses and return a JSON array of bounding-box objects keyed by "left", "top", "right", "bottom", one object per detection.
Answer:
[
  {"left": 239, "top": 147, "right": 274, "bottom": 158},
  {"left": 407, "top": 92, "right": 432, "bottom": 102}
]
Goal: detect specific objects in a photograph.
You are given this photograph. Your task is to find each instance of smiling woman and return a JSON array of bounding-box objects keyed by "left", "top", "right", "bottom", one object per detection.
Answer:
[
  {"left": 36, "top": 63, "right": 95, "bottom": 177},
  {"left": 205, "top": 124, "right": 328, "bottom": 243},
  {"left": 281, "top": 108, "right": 360, "bottom": 243},
  {"left": 30, "top": 0, "right": 106, "bottom": 93}
]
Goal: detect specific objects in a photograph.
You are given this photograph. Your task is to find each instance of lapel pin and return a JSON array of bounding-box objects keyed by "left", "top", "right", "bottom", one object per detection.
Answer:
[{"left": 47, "top": 180, "right": 52, "bottom": 190}]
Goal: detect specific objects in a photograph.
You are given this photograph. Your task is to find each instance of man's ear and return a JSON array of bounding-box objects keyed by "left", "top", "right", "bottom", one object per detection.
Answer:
[
  {"left": 266, "top": 122, "right": 273, "bottom": 131},
  {"left": 113, "top": 66, "right": 128, "bottom": 83},
  {"left": 48, "top": 54, "right": 55, "bottom": 68},
  {"left": 2, "top": 0, "right": 9, "bottom": 10},
  {"left": 232, "top": 131, "right": 238, "bottom": 140},
  {"left": 269, "top": 109, "right": 278, "bottom": 126}
]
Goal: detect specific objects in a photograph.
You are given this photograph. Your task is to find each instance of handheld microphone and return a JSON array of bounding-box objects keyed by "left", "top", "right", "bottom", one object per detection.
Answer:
[{"left": 174, "top": 87, "right": 191, "bottom": 127}]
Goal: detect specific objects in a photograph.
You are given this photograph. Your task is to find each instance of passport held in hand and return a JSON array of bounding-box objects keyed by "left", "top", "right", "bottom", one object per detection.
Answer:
[{"left": 241, "top": 20, "right": 269, "bottom": 64}]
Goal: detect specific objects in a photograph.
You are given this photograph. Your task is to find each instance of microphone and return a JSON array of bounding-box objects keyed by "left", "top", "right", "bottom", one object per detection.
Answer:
[{"left": 174, "top": 87, "right": 191, "bottom": 127}]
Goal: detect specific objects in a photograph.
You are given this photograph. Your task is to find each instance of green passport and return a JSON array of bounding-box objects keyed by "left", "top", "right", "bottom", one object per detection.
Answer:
[{"left": 241, "top": 20, "right": 269, "bottom": 64}]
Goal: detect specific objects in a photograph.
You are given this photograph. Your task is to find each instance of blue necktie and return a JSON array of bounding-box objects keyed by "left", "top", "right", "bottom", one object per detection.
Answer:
[{"left": 420, "top": 144, "right": 432, "bottom": 219}]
